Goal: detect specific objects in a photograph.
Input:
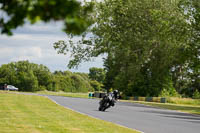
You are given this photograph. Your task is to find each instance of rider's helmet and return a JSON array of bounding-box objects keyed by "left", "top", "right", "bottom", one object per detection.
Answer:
[
  {"left": 113, "top": 90, "right": 118, "bottom": 93},
  {"left": 113, "top": 90, "right": 119, "bottom": 99}
]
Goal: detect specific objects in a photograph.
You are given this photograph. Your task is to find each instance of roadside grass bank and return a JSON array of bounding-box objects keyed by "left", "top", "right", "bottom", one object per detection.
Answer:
[
  {"left": 166, "top": 97, "right": 200, "bottom": 106},
  {"left": 0, "top": 91, "right": 138, "bottom": 133},
  {"left": 121, "top": 96, "right": 200, "bottom": 115},
  {"left": 0, "top": 90, "right": 89, "bottom": 98},
  {"left": 122, "top": 100, "right": 200, "bottom": 115},
  {"left": 35, "top": 90, "right": 89, "bottom": 98}
]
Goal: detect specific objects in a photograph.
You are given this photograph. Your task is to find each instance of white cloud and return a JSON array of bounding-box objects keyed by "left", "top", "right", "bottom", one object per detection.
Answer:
[
  {"left": 0, "top": 33, "right": 66, "bottom": 45},
  {"left": 0, "top": 46, "right": 42, "bottom": 62},
  {"left": 2, "top": 34, "right": 32, "bottom": 41},
  {"left": 10, "top": 47, "right": 42, "bottom": 61},
  {"left": 0, "top": 47, "right": 14, "bottom": 57},
  {"left": 0, "top": 22, "right": 104, "bottom": 73}
]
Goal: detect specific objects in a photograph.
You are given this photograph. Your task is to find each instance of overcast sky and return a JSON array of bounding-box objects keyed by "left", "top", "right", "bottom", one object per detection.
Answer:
[{"left": 0, "top": 21, "right": 104, "bottom": 73}]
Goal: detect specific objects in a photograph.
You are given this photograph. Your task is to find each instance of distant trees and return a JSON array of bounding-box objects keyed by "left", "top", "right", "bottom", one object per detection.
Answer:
[
  {"left": 0, "top": 61, "right": 96, "bottom": 92},
  {"left": 51, "top": 71, "right": 93, "bottom": 92},
  {"left": 88, "top": 67, "right": 105, "bottom": 91},
  {"left": 0, "top": 61, "right": 42, "bottom": 91},
  {"left": 89, "top": 67, "right": 105, "bottom": 83}
]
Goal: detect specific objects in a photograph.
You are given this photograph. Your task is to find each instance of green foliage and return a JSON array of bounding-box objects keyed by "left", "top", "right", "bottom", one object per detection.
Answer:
[
  {"left": 54, "top": 0, "right": 193, "bottom": 97},
  {"left": 18, "top": 70, "right": 39, "bottom": 92},
  {"left": 160, "top": 88, "right": 180, "bottom": 97},
  {"left": 170, "top": 0, "right": 200, "bottom": 96},
  {"left": 0, "top": 61, "right": 94, "bottom": 92},
  {"left": 89, "top": 67, "right": 105, "bottom": 84},
  {"left": 0, "top": 0, "right": 93, "bottom": 35},
  {"left": 52, "top": 71, "right": 93, "bottom": 93},
  {"left": 71, "top": 74, "right": 88, "bottom": 92},
  {"left": 53, "top": 0, "right": 200, "bottom": 98},
  {"left": 193, "top": 90, "right": 200, "bottom": 99},
  {"left": 33, "top": 64, "right": 52, "bottom": 90},
  {"left": 90, "top": 80, "right": 102, "bottom": 91}
]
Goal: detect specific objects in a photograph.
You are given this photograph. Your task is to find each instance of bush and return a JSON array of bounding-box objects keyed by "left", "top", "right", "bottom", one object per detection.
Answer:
[
  {"left": 39, "top": 86, "right": 46, "bottom": 91},
  {"left": 90, "top": 80, "right": 103, "bottom": 91},
  {"left": 159, "top": 88, "right": 181, "bottom": 97},
  {"left": 193, "top": 90, "right": 200, "bottom": 99}
]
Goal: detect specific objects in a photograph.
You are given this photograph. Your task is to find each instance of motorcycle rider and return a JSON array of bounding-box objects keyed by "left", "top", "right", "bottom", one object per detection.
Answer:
[
  {"left": 109, "top": 90, "right": 119, "bottom": 106},
  {"left": 113, "top": 90, "right": 119, "bottom": 100},
  {"left": 100, "top": 89, "right": 119, "bottom": 111}
]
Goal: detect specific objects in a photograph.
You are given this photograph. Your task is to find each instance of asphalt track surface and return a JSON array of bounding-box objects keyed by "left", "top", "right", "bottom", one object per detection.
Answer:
[{"left": 47, "top": 95, "right": 200, "bottom": 133}]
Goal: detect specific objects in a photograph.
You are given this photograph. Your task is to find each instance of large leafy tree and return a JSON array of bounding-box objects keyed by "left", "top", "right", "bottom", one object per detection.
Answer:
[
  {"left": 172, "top": 0, "right": 200, "bottom": 96},
  {"left": 89, "top": 67, "right": 105, "bottom": 83},
  {"left": 0, "top": 0, "right": 93, "bottom": 35},
  {"left": 54, "top": 0, "right": 191, "bottom": 96},
  {"left": 88, "top": 67, "right": 105, "bottom": 91}
]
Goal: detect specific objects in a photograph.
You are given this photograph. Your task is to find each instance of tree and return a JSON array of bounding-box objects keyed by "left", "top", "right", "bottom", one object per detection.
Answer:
[
  {"left": 52, "top": 70, "right": 93, "bottom": 92},
  {"left": 70, "top": 74, "right": 91, "bottom": 92},
  {"left": 33, "top": 64, "right": 52, "bottom": 90},
  {"left": 54, "top": 0, "right": 191, "bottom": 96},
  {"left": 89, "top": 67, "right": 105, "bottom": 84},
  {"left": 18, "top": 70, "right": 39, "bottom": 92},
  {"left": 90, "top": 80, "right": 102, "bottom": 91},
  {"left": 0, "top": 61, "right": 54, "bottom": 91},
  {"left": 0, "top": 0, "right": 93, "bottom": 35},
  {"left": 0, "top": 63, "right": 18, "bottom": 86},
  {"left": 0, "top": 61, "right": 40, "bottom": 91},
  {"left": 170, "top": 0, "right": 200, "bottom": 96},
  {"left": 185, "top": 0, "right": 200, "bottom": 94}
]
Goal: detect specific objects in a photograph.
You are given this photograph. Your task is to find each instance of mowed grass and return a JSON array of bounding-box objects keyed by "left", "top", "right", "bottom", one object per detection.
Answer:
[
  {"left": 133, "top": 97, "right": 200, "bottom": 115},
  {"left": 0, "top": 92, "right": 138, "bottom": 133},
  {"left": 35, "top": 90, "right": 89, "bottom": 98},
  {"left": 166, "top": 97, "right": 200, "bottom": 106},
  {"left": 126, "top": 100, "right": 200, "bottom": 115}
]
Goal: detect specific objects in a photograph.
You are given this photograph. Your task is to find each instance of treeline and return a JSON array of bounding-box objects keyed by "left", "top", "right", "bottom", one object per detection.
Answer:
[{"left": 0, "top": 61, "right": 105, "bottom": 92}]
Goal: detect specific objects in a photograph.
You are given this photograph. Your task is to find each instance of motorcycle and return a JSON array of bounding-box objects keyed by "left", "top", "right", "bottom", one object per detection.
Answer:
[{"left": 98, "top": 90, "right": 118, "bottom": 111}]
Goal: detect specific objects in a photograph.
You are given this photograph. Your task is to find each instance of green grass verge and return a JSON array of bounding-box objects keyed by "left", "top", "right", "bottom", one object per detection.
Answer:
[
  {"left": 166, "top": 97, "right": 200, "bottom": 106},
  {"left": 123, "top": 100, "right": 200, "bottom": 115},
  {"left": 0, "top": 91, "right": 138, "bottom": 133},
  {"left": 35, "top": 90, "right": 89, "bottom": 98}
]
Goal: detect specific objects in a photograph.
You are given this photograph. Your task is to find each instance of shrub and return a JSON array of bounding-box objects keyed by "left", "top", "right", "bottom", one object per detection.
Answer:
[
  {"left": 193, "top": 90, "right": 200, "bottom": 99},
  {"left": 159, "top": 88, "right": 181, "bottom": 97}
]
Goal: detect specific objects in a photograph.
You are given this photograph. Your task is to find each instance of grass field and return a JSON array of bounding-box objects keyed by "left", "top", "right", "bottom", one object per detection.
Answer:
[
  {"left": 125, "top": 100, "right": 200, "bottom": 115},
  {"left": 122, "top": 96, "right": 200, "bottom": 115},
  {"left": 0, "top": 91, "right": 138, "bottom": 133},
  {"left": 36, "top": 90, "right": 89, "bottom": 98},
  {"left": 166, "top": 97, "right": 200, "bottom": 106}
]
